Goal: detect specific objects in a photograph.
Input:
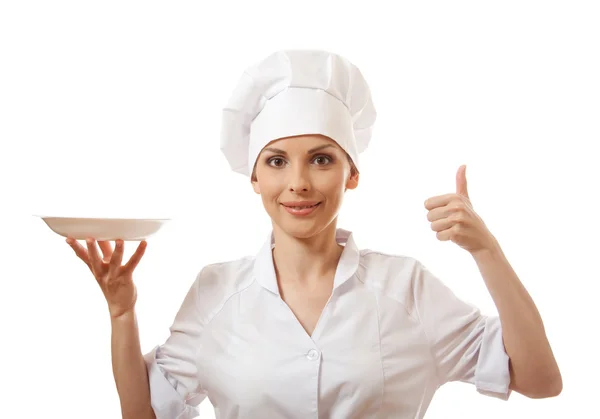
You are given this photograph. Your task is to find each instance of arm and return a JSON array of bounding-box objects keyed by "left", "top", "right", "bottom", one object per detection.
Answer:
[
  {"left": 111, "top": 310, "right": 156, "bottom": 419},
  {"left": 424, "top": 165, "right": 562, "bottom": 399},
  {"left": 141, "top": 267, "right": 213, "bottom": 419},
  {"left": 472, "top": 240, "right": 562, "bottom": 398}
]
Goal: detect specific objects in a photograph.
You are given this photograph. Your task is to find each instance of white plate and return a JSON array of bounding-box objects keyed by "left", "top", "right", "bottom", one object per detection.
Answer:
[{"left": 35, "top": 216, "right": 171, "bottom": 241}]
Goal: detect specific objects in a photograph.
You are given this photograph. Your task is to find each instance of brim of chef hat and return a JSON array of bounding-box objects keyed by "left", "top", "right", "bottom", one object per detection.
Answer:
[{"left": 247, "top": 87, "right": 359, "bottom": 177}]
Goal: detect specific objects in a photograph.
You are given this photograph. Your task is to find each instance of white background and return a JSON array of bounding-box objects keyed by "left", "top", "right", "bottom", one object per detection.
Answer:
[{"left": 1, "top": 1, "right": 598, "bottom": 417}]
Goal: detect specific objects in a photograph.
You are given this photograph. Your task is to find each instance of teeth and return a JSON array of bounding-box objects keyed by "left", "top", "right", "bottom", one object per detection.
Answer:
[{"left": 288, "top": 204, "right": 317, "bottom": 209}]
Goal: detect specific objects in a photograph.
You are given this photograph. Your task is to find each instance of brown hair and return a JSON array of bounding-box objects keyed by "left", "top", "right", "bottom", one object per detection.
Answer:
[{"left": 250, "top": 152, "right": 359, "bottom": 182}]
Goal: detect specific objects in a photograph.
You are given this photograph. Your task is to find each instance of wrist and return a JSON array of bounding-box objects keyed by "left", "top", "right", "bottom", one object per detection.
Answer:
[
  {"left": 110, "top": 307, "right": 136, "bottom": 323},
  {"left": 471, "top": 235, "right": 502, "bottom": 260}
]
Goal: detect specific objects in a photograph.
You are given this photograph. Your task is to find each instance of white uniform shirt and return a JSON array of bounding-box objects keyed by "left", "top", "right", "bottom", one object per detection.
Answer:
[{"left": 144, "top": 229, "right": 511, "bottom": 418}]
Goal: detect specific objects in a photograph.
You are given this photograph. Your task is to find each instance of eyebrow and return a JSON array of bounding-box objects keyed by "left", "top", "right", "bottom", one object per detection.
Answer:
[{"left": 263, "top": 144, "right": 335, "bottom": 155}]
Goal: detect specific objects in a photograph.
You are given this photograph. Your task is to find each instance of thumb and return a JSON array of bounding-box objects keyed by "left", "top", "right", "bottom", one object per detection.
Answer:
[{"left": 456, "top": 164, "right": 469, "bottom": 198}]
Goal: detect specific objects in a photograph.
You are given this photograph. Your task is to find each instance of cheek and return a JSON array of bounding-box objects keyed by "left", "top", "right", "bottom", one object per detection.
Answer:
[
  {"left": 325, "top": 170, "right": 348, "bottom": 189},
  {"left": 316, "top": 175, "right": 347, "bottom": 200},
  {"left": 257, "top": 179, "right": 282, "bottom": 201}
]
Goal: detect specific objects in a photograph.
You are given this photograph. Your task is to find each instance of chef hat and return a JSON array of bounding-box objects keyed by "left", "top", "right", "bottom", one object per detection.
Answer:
[{"left": 220, "top": 49, "right": 377, "bottom": 177}]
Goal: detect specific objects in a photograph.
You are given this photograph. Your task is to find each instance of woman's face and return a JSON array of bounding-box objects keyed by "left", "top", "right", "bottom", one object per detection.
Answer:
[{"left": 252, "top": 134, "right": 359, "bottom": 239}]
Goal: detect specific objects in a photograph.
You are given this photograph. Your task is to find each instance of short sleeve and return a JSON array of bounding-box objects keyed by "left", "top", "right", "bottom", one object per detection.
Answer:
[
  {"left": 143, "top": 270, "right": 208, "bottom": 418},
  {"left": 412, "top": 261, "right": 512, "bottom": 400}
]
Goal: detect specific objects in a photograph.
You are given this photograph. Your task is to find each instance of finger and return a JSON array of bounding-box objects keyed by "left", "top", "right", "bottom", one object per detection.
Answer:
[
  {"left": 430, "top": 217, "right": 454, "bottom": 232},
  {"left": 424, "top": 193, "right": 457, "bottom": 210},
  {"left": 436, "top": 228, "right": 453, "bottom": 241},
  {"left": 66, "top": 238, "right": 91, "bottom": 268},
  {"left": 436, "top": 224, "right": 462, "bottom": 241},
  {"left": 108, "top": 240, "right": 125, "bottom": 278},
  {"left": 123, "top": 240, "right": 147, "bottom": 274},
  {"left": 86, "top": 238, "right": 103, "bottom": 274},
  {"left": 426, "top": 206, "right": 452, "bottom": 222},
  {"left": 98, "top": 241, "right": 113, "bottom": 263}
]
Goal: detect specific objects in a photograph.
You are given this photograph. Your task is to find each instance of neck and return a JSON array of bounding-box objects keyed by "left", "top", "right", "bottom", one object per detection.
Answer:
[{"left": 271, "top": 222, "right": 344, "bottom": 287}]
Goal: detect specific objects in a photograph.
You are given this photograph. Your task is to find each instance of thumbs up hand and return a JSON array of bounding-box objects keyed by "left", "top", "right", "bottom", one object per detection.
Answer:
[{"left": 424, "top": 165, "right": 497, "bottom": 255}]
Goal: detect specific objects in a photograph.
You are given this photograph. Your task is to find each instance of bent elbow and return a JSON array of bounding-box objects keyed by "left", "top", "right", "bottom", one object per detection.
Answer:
[
  {"left": 543, "top": 375, "right": 563, "bottom": 398},
  {"left": 509, "top": 366, "right": 563, "bottom": 399},
  {"left": 523, "top": 375, "right": 563, "bottom": 399}
]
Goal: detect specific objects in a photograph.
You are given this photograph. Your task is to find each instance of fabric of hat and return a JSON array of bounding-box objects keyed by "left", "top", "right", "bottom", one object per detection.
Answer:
[{"left": 220, "top": 50, "right": 377, "bottom": 177}]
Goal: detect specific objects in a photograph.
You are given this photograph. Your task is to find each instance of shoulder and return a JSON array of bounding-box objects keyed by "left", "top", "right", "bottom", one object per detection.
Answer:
[
  {"left": 187, "top": 255, "right": 256, "bottom": 320},
  {"left": 358, "top": 248, "right": 434, "bottom": 312},
  {"left": 195, "top": 255, "right": 255, "bottom": 292},
  {"left": 359, "top": 248, "right": 427, "bottom": 284}
]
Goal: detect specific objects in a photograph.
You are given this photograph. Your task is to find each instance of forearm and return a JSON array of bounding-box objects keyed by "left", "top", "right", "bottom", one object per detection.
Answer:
[
  {"left": 111, "top": 310, "right": 156, "bottom": 419},
  {"left": 472, "top": 239, "right": 562, "bottom": 397}
]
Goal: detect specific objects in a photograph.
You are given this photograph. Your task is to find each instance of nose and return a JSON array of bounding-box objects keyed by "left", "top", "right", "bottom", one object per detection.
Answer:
[{"left": 288, "top": 165, "right": 311, "bottom": 193}]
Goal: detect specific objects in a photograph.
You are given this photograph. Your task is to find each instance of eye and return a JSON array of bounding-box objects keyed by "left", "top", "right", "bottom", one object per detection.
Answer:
[
  {"left": 267, "top": 157, "right": 286, "bottom": 168},
  {"left": 313, "top": 155, "right": 332, "bottom": 165}
]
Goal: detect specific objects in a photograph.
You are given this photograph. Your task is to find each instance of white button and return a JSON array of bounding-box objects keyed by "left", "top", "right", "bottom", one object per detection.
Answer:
[{"left": 306, "top": 349, "right": 319, "bottom": 360}]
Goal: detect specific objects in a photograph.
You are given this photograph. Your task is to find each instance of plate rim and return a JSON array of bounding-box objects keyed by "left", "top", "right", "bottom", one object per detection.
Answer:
[{"left": 33, "top": 215, "right": 172, "bottom": 221}]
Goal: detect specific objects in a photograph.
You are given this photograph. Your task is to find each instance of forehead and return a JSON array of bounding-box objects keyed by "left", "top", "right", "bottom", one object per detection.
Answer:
[{"left": 263, "top": 134, "right": 341, "bottom": 152}]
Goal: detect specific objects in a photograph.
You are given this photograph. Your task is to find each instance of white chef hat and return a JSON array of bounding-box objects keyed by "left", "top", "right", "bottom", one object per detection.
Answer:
[{"left": 220, "top": 49, "right": 377, "bottom": 177}]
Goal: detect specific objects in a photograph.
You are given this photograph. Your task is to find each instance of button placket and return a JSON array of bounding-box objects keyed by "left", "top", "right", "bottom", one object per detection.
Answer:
[{"left": 306, "top": 349, "right": 319, "bottom": 361}]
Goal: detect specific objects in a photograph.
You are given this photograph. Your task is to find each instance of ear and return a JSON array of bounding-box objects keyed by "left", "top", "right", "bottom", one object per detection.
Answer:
[
  {"left": 251, "top": 178, "right": 261, "bottom": 194},
  {"left": 345, "top": 171, "right": 359, "bottom": 191}
]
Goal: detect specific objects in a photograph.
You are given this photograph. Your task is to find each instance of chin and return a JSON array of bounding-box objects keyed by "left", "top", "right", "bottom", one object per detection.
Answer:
[
  {"left": 272, "top": 214, "right": 337, "bottom": 240},
  {"left": 279, "top": 224, "right": 323, "bottom": 239}
]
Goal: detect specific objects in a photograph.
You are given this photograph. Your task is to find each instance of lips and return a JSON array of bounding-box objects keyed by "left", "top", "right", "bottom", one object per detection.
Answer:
[
  {"left": 280, "top": 202, "right": 322, "bottom": 216},
  {"left": 282, "top": 203, "right": 319, "bottom": 209},
  {"left": 280, "top": 201, "right": 321, "bottom": 208}
]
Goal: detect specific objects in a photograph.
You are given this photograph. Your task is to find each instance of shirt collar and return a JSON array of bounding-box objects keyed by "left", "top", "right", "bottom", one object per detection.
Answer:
[{"left": 253, "top": 228, "right": 361, "bottom": 295}]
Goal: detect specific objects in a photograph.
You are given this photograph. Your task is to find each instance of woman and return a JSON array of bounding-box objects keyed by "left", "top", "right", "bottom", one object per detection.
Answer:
[{"left": 66, "top": 50, "right": 562, "bottom": 419}]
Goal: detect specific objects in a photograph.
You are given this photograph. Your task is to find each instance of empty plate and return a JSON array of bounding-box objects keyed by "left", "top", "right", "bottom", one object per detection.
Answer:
[{"left": 36, "top": 216, "right": 171, "bottom": 241}]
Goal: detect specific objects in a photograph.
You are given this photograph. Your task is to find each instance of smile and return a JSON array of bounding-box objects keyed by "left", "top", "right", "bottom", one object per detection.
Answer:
[{"left": 281, "top": 202, "right": 321, "bottom": 216}]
